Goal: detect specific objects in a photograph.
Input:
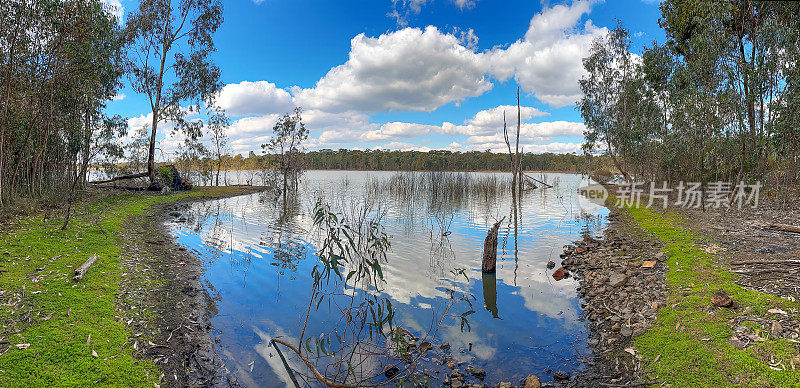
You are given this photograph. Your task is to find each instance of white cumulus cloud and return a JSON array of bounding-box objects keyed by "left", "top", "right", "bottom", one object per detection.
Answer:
[
  {"left": 216, "top": 81, "right": 294, "bottom": 117},
  {"left": 464, "top": 120, "right": 585, "bottom": 144},
  {"left": 486, "top": 0, "right": 607, "bottom": 107},
  {"left": 293, "top": 26, "right": 492, "bottom": 113},
  {"left": 440, "top": 105, "right": 549, "bottom": 136}
]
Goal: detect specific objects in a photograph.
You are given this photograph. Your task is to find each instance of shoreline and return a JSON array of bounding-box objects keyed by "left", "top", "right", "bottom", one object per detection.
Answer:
[
  {"left": 563, "top": 192, "right": 800, "bottom": 386},
  {"left": 118, "top": 186, "right": 265, "bottom": 387},
  {"left": 3, "top": 184, "right": 796, "bottom": 386},
  {"left": 0, "top": 186, "right": 260, "bottom": 387}
]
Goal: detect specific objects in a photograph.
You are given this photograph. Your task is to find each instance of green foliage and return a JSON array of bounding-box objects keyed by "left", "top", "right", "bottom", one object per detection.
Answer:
[
  {"left": 156, "top": 165, "right": 175, "bottom": 186},
  {"left": 262, "top": 108, "right": 308, "bottom": 196},
  {"left": 581, "top": 2, "right": 800, "bottom": 184},
  {"left": 283, "top": 199, "right": 473, "bottom": 386},
  {"left": 0, "top": 0, "right": 126, "bottom": 206},
  {"left": 123, "top": 0, "right": 224, "bottom": 181},
  {"left": 229, "top": 149, "right": 594, "bottom": 172}
]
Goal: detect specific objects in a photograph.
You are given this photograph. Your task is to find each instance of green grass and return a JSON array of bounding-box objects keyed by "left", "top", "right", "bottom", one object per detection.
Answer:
[
  {"left": 0, "top": 187, "right": 252, "bottom": 387},
  {"left": 627, "top": 206, "right": 800, "bottom": 387}
]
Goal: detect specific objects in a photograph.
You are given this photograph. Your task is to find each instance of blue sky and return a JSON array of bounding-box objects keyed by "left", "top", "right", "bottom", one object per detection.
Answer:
[{"left": 106, "top": 0, "right": 665, "bottom": 158}]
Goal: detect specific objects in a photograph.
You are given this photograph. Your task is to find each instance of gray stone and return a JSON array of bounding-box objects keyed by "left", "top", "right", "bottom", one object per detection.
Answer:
[{"left": 609, "top": 273, "right": 627, "bottom": 287}]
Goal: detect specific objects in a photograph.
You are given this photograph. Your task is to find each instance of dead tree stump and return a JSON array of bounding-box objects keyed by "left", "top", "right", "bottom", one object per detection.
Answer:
[{"left": 482, "top": 218, "right": 505, "bottom": 273}]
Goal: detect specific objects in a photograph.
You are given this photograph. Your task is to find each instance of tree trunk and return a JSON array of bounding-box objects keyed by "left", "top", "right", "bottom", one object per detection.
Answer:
[
  {"left": 90, "top": 171, "right": 149, "bottom": 184},
  {"left": 608, "top": 146, "right": 631, "bottom": 182},
  {"left": 147, "top": 105, "right": 159, "bottom": 183},
  {"left": 0, "top": 4, "right": 24, "bottom": 207},
  {"left": 148, "top": 45, "right": 169, "bottom": 184},
  {"left": 80, "top": 97, "right": 92, "bottom": 187},
  {"left": 766, "top": 223, "right": 800, "bottom": 234},
  {"left": 215, "top": 158, "right": 221, "bottom": 186},
  {"left": 482, "top": 218, "right": 505, "bottom": 273}
]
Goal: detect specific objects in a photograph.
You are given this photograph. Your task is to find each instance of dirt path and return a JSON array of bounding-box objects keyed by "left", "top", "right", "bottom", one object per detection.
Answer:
[{"left": 680, "top": 203, "right": 800, "bottom": 298}]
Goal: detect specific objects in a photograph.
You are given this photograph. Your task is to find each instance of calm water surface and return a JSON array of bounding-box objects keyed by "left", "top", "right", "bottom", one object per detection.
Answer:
[{"left": 167, "top": 171, "right": 607, "bottom": 387}]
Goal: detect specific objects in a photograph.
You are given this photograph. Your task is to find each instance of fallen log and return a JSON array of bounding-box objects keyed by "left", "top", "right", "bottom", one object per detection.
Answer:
[
  {"left": 73, "top": 254, "right": 98, "bottom": 281},
  {"left": 90, "top": 172, "right": 148, "bottom": 184},
  {"left": 482, "top": 217, "right": 505, "bottom": 273},
  {"left": 766, "top": 223, "right": 800, "bottom": 234},
  {"left": 522, "top": 173, "right": 553, "bottom": 188},
  {"left": 91, "top": 184, "right": 148, "bottom": 191}
]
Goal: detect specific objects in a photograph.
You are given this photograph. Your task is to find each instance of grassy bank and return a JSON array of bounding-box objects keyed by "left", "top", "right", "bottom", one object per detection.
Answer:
[
  {"left": 626, "top": 206, "right": 799, "bottom": 386},
  {"left": 0, "top": 187, "right": 256, "bottom": 387}
]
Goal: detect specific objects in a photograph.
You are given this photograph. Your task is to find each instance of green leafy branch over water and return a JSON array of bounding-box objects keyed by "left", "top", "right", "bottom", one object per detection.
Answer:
[{"left": 272, "top": 197, "right": 474, "bottom": 387}]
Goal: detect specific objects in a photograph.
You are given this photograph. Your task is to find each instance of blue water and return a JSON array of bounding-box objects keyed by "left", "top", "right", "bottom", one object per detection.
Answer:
[{"left": 169, "top": 171, "right": 607, "bottom": 386}]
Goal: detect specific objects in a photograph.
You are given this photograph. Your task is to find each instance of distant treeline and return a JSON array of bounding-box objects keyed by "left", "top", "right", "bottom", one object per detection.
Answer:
[{"left": 210, "top": 149, "right": 598, "bottom": 172}]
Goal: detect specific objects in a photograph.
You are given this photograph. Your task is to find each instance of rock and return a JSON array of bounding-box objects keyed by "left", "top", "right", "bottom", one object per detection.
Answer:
[
  {"left": 494, "top": 383, "right": 512, "bottom": 388},
  {"left": 728, "top": 336, "right": 747, "bottom": 349},
  {"left": 450, "top": 371, "right": 466, "bottom": 388},
  {"left": 547, "top": 261, "right": 555, "bottom": 269},
  {"left": 641, "top": 260, "right": 657, "bottom": 268},
  {"left": 552, "top": 267, "right": 568, "bottom": 281},
  {"left": 553, "top": 370, "right": 571, "bottom": 381},
  {"left": 448, "top": 362, "right": 456, "bottom": 370},
  {"left": 656, "top": 252, "right": 667, "bottom": 261},
  {"left": 608, "top": 273, "right": 627, "bottom": 287},
  {"left": 620, "top": 326, "right": 633, "bottom": 337},
  {"left": 384, "top": 366, "right": 399, "bottom": 379},
  {"left": 523, "top": 375, "right": 541, "bottom": 388},
  {"left": 711, "top": 291, "right": 733, "bottom": 308},
  {"left": 771, "top": 321, "right": 783, "bottom": 337},
  {"left": 466, "top": 366, "right": 486, "bottom": 380},
  {"left": 441, "top": 342, "right": 451, "bottom": 350}
]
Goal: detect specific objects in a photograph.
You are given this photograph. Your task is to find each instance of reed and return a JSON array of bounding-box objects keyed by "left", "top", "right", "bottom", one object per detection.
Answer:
[{"left": 367, "top": 171, "right": 512, "bottom": 204}]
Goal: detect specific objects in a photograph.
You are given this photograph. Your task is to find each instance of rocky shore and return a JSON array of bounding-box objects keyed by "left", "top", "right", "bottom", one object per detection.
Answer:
[{"left": 558, "top": 210, "right": 668, "bottom": 386}]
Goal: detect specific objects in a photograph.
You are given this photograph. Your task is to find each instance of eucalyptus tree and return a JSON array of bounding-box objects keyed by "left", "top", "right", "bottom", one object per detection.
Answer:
[
  {"left": 0, "top": 0, "right": 125, "bottom": 208},
  {"left": 123, "top": 0, "right": 223, "bottom": 186},
  {"left": 208, "top": 108, "right": 229, "bottom": 186},
  {"left": 262, "top": 108, "right": 309, "bottom": 201},
  {"left": 768, "top": 2, "right": 800, "bottom": 180},
  {"left": 579, "top": 22, "right": 637, "bottom": 181}
]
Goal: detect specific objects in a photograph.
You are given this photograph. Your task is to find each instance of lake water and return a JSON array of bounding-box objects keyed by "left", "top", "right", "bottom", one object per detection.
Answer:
[{"left": 167, "top": 170, "right": 607, "bottom": 387}]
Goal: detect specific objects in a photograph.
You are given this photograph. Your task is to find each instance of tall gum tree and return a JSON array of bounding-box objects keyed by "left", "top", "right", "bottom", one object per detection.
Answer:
[{"left": 123, "top": 0, "right": 223, "bottom": 185}]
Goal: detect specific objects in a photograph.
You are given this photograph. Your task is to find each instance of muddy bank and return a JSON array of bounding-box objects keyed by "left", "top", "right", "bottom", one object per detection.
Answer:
[{"left": 116, "top": 187, "right": 265, "bottom": 387}]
